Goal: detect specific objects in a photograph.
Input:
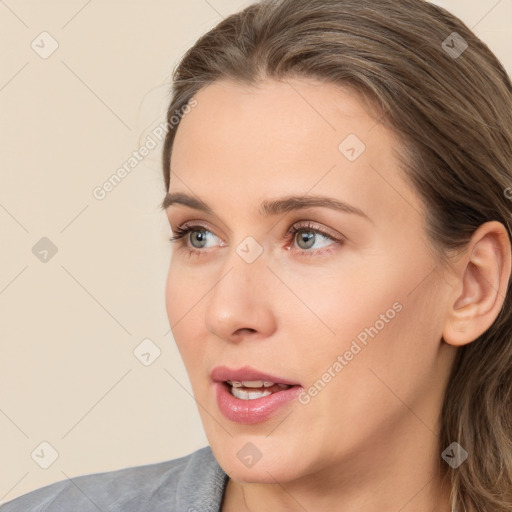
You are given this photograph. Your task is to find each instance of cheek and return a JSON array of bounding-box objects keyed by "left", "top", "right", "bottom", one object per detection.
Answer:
[
  {"left": 165, "top": 254, "right": 208, "bottom": 325},
  {"left": 165, "top": 259, "right": 203, "bottom": 359},
  {"left": 297, "top": 259, "right": 444, "bottom": 425},
  {"left": 165, "top": 261, "right": 182, "bottom": 332},
  {"left": 305, "top": 234, "right": 441, "bottom": 368}
]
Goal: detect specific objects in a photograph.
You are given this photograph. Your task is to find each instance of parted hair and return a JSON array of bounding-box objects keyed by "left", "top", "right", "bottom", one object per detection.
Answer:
[{"left": 161, "top": 1, "right": 512, "bottom": 510}]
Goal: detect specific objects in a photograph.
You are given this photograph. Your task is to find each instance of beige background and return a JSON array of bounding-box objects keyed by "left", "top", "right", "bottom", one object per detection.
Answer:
[{"left": 0, "top": 0, "right": 510, "bottom": 503}]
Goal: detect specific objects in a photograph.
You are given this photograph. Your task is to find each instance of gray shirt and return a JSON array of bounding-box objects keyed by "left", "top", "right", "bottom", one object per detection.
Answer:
[{"left": 1, "top": 446, "right": 228, "bottom": 511}]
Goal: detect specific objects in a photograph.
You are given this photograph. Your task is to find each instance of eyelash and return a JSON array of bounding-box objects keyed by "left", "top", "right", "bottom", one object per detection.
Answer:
[{"left": 168, "top": 221, "right": 344, "bottom": 258}]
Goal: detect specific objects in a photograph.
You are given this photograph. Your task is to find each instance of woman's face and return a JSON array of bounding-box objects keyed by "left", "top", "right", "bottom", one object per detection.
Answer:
[{"left": 164, "top": 78, "right": 457, "bottom": 483}]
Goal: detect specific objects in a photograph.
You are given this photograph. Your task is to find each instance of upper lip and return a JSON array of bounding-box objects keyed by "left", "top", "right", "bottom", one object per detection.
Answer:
[{"left": 211, "top": 365, "right": 300, "bottom": 386}]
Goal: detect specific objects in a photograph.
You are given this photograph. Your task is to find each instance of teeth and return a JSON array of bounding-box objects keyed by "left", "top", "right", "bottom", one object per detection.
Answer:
[
  {"left": 227, "top": 380, "right": 275, "bottom": 388},
  {"left": 230, "top": 387, "right": 272, "bottom": 400}
]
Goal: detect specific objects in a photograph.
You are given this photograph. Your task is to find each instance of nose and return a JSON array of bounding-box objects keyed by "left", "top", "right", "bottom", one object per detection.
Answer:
[{"left": 204, "top": 247, "right": 277, "bottom": 344}]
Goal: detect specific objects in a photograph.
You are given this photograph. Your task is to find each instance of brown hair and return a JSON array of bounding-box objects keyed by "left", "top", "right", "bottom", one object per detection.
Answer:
[{"left": 161, "top": 1, "right": 512, "bottom": 510}]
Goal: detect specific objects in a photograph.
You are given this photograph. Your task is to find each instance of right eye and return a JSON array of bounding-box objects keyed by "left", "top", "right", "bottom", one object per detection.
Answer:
[{"left": 170, "top": 224, "right": 224, "bottom": 251}]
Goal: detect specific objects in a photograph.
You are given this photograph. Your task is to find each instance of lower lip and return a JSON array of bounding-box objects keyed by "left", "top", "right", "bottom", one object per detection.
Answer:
[{"left": 214, "top": 382, "right": 302, "bottom": 424}]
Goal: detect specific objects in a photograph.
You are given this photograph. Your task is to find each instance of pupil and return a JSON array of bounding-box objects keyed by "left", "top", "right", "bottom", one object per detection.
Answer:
[
  {"left": 298, "top": 231, "right": 314, "bottom": 249},
  {"left": 191, "top": 230, "right": 207, "bottom": 248}
]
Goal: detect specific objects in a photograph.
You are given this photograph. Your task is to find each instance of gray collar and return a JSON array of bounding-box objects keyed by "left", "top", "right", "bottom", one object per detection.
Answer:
[{"left": 175, "top": 446, "right": 229, "bottom": 511}]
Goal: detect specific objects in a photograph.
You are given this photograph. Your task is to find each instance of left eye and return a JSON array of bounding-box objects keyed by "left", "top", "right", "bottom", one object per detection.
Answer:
[{"left": 289, "top": 226, "right": 334, "bottom": 250}]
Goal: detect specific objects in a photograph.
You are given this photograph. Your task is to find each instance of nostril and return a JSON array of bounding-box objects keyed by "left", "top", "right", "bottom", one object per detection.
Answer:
[{"left": 234, "top": 328, "right": 257, "bottom": 336}]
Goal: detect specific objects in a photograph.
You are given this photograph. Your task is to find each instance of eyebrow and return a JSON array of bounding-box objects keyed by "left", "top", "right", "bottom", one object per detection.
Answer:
[{"left": 160, "top": 192, "right": 372, "bottom": 222}]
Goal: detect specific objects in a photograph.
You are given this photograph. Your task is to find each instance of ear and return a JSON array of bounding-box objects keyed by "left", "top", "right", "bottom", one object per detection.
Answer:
[{"left": 442, "top": 221, "right": 511, "bottom": 347}]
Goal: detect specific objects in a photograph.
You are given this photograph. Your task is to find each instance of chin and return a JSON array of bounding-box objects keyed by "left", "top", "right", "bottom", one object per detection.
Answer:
[
  {"left": 223, "top": 459, "right": 304, "bottom": 485},
  {"left": 209, "top": 435, "right": 308, "bottom": 483}
]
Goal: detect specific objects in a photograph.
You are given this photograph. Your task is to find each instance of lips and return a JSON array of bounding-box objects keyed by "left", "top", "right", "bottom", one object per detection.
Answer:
[
  {"left": 210, "top": 365, "right": 300, "bottom": 387},
  {"left": 211, "top": 365, "right": 302, "bottom": 424}
]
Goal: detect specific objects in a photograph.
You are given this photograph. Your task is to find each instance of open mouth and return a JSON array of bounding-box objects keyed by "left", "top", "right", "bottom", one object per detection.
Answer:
[
  {"left": 225, "top": 380, "right": 292, "bottom": 400},
  {"left": 212, "top": 367, "right": 302, "bottom": 424}
]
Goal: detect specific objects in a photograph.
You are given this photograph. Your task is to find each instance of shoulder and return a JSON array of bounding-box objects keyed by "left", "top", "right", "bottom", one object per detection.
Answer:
[{"left": 1, "top": 446, "right": 227, "bottom": 512}]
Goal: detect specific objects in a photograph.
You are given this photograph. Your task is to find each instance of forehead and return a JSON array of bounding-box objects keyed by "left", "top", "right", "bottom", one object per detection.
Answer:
[
  {"left": 173, "top": 78, "right": 376, "bottom": 153},
  {"left": 169, "top": 78, "right": 423, "bottom": 226}
]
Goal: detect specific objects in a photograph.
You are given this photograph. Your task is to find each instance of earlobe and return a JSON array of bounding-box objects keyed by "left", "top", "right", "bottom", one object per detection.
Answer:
[{"left": 442, "top": 221, "right": 511, "bottom": 347}]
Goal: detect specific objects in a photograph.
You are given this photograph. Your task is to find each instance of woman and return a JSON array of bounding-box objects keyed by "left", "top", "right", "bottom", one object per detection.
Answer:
[{"left": 3, "top": 0, "right": 511, "bottom": 511}]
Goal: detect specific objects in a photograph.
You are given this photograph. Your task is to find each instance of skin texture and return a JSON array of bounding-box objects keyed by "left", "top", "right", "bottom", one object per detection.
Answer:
[{"left": 164, "top": 78, "right": 511, "bottom": 512}]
